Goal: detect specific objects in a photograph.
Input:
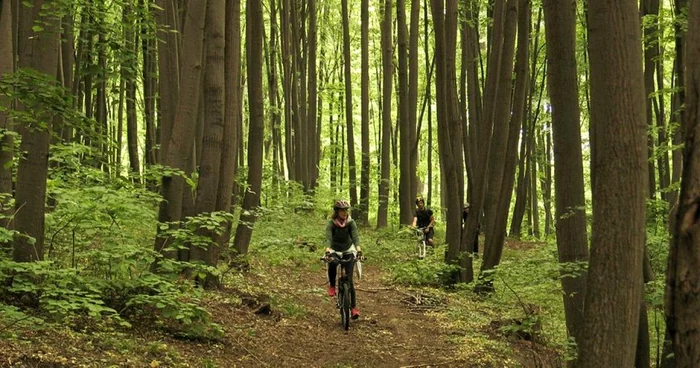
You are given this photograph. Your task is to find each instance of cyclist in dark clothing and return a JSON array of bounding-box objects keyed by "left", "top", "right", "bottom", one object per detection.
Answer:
[
  {"left": 411, "top": 197, "right": 435, "bottom": 246},
  {"left": 324, "top": 199, "right": 361, "bottom": 319}
]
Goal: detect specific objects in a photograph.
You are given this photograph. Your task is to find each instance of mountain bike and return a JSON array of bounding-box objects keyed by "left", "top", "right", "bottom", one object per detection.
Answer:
[
  {"left": 321, "top": 253, "right": 363, "bottom": 331},
  {"left": 414, "top": 227, "right": 428, "bottom": 259}
]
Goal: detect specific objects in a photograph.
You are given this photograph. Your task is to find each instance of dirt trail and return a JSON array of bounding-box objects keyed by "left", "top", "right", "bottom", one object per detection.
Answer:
[{"left": 209, "top": 263, "right": 467, "bottom": 368}]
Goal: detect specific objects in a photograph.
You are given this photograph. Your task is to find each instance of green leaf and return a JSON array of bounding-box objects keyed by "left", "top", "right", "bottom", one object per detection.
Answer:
[{"left": 31, "top": 25, "right": 44, "bottom": 32}]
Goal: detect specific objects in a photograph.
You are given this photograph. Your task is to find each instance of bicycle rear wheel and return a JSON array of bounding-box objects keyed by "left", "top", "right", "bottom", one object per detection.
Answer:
[{"left": 339, "top": 283, "right": 351, "bottom": 330}]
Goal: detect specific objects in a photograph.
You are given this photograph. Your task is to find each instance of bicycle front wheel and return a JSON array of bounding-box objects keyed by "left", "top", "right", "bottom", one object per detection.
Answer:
[{"left": 339, "top": 284, "right": 351, "bottom": 330}]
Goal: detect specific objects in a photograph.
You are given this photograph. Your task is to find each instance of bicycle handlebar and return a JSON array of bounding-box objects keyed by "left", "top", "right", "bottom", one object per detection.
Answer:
[{"left": 320, "top": 254, "right": 366, "bottom": 263}]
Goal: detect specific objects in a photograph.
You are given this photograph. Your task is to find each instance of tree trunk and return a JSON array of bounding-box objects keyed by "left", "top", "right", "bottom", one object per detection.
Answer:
[
  {"left": 215, "top": 0, "right": 240, "bottom": 251},
  {"left": 398, "top": 0, "right": 412, "bottom": 225},
  {"left": 433, "top": 0, "right": 465, "bottom": 282},
  {"left": 543, "top": 0, "right": 590, "bottom": 358},
  {"left": 13, "top": 0, "right": 60, "bottom": 262},
  {"left": 359, "top": 0, "right": 369, "bottom": 225},
  {"left": 0, "top": 0, "right": 13, "bottom": 225},
  {"left": 579, "top": 0, "right": 647, "bottom": 363},
  {"left": 377, "top": 0, "right": 393, "bottom": 229},
  {"left": 308, "top": 0, "right": 319, "bottom": 191},
  {"left": 141, "top": 0, "right": 157, "bottom": 166},
  {"left": 665, "top": 0, "right": 700, "bottom": 364},
  {"left": 408, "top": 0, "right": 420, "bottom": 210},
  {"left": 669, "top": 0, "right": 687, "bottom": 210},
  {"left": 479, "top": 0, "right": 518, "bottom": 283},
  {"left": 155, "top": 0, "right": 180, "bottom": 163},
  {"left": 190, "top": 0, "right": 226, "bottom": 277},
  {"left": 341, "top": 0, "right": 358, "bottom": 208},
  {"left": 643, "top": 0, "right": 658, "bottom": 199},
  {"left": 154, "top": 0, "right": 207, "bottom": 259},
  {"left": 232, "top": 0, "right": 264, "bottom": 256}
]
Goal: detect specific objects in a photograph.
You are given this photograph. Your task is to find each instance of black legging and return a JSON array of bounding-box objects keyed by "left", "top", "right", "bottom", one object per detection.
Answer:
[{"left": 328, "top": 253, "right": 357, "bottom": 308}]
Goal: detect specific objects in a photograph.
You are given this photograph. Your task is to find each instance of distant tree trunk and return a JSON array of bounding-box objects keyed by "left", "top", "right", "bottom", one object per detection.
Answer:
[
  {"left": 13, "top": 0, "right": 60, "bottom": 262},
  {"left": 215, "top": 0, "right": 240, "bottom": 255},
  {"left": 341, "top": 0, "right": 358, "bottom": 207},
  {"left": 155, "top": 0, "right": 179, "bottom": 163},
  {"left": 540, "top": 127, "right": 553, "bottom": 235},
  {"left": 579, "top": 0, "right": 647, "bottom": 363},
  {"left": 424, "top": 0, "right": 433, "bottom": 206},
  {"left": 60, "top": 14, "right": 74, "bottom": 143},
  {"left": 669, "top": 0, "right": 686, "bottom": 210},
  {"left": 141, "top": 0, "right": 157, "bottom": 166},
  {"left": 479, "top": 0, "right": 518, "bottom": 284},
  {"left": 232, "top": 0, "right": 264, "bottom": 256},
  {"left": 665, "top": 0, "right": 700, "bottom": 365},
  {"left": 642, "top": 0, "right": 659, "bottom": 198},
  {"left": 408, "top": 0, "right": 420, "bottom": 207},
  {"left": 398, "top": 0, "right": 412, "bottom": 225},
  {"left": 281, "top": 0, "right": 296, "bottom": 181},
  {"left": 122, "top": 2, "right": 139, "bottom": 176},
  {"left": 190, "top": 0, "right": 226, "bottom": 279},
  {"left": 433, "top": 0, "right": 465, "bottom": 281},
  {"left": 359, "top": 0, "right": 370, "bottom": 225},
  {"left": 487, "top": 0, "right": 528, "bottom": 272},
  {"left": 154, "top": 0, "right": 207, "bottom": 260},
  {"left": 511, "top": 8, "right": 543, "bottom": 237},
  {"left": 461, "top": 0, "right": 482, "bottom": 204},
  {"left": 0, "top": 0, "right": 14, "bottom": 217},
  {"left": 377, "top": 0, "right": 393, "bottom": 228},
  {"left": 308, "top": 0, "right": 319, "bottom": 190},
  {"left": 543, "top": 0, "right": 589, "bottom": 358}
]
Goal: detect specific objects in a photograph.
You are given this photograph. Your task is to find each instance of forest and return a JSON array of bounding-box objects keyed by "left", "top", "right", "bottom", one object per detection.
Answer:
[{"left": 1, "top": 0, "right": 699, "bottom": 366}]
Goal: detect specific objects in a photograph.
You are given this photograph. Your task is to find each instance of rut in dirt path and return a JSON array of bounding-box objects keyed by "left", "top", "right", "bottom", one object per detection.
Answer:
[{"left": 225, "top": 263, "right": 467, "bottom": 368}]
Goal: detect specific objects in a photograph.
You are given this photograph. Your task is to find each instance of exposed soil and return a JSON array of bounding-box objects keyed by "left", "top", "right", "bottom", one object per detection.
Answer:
[{"left": 1, "top": 253, "right": 558, "bottom": 367}]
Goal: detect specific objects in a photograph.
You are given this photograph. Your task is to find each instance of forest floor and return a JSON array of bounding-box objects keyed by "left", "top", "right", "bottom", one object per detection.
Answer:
[{"left": 0, "top": 238, "right": 560, "bottom": 368}]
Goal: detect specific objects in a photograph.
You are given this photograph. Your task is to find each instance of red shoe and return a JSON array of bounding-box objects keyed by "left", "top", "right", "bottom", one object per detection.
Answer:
[
  {"left": 327, "top": 286, "right": 336, "bottom": 297},
  {"left": 351, "top": 308, "right": 360, "bottom": 319}
]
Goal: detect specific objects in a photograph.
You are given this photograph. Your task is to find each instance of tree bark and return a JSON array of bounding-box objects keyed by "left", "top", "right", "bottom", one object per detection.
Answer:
[
  {"left": 154, "top": 0, "right": 207, "bottom": 259},
  {"left": 359, "top": 0, "right": 369, "bottom": 225},
  {"left": 665, "top": 0, "right": 700, "bottom": 365},
  {"left": 232, "top": 0, "right": 264, "bottom": 256},
  {"left": 189, "top": 0, "right": 225, "bottom": 276},
  {"left": 0, "top": 0, "right": 14, "bottom": 225},
  {"left": 398, "top": 0, "right": 412, "bottom": 225},
  {"left": 543, "top": 0, "right": 590, "bottom": 358},
  {"left": 377, "top": 0, "right": 393, "bottom": 229},
  {"left": 579, "top": 0, "right": 647, "bottom": 363},
  {"left": 13, "top": 0, "right": 60, "bottom": 262},
  {"left": 341, "top": 0, "right": 358, "bottom": 208}
]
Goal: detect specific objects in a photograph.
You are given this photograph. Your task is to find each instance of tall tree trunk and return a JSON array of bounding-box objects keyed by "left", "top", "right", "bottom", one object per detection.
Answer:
[
  {"left": 141, "top": 0, "right": 157, "bottom": 167},
  {"left": 341, "top": 0, "right": 358, "bottom": 207},
  {"left": 510, "top": 8, "right": 543, "bottom": 237},
  {"left": 377, "top": 0, "right": 393, "bottom": 228},
  {"left": 543, "top": 0, "right": 590, "bottom": 358},
  {"left": 215, "top": 0, "right": 240, "bottom": 254},
  {"left": 0, "top": 0, "right": 14, "bottom": 220},
  {"left": 190, "top": 0, "right": 226, "bottom": 277},
  {"left": 479, "top": 0, "right": 518, "bottom": 284},
  {"left": 155, "top": 0, "right": 180, "bottom": 163},
  {"left": 408, "top": 0, "right": 420, "bottom": 208},
  {"left": 398, "top": 0, "right": 412, "bottom": 224},
  {"left": 359, "top": 0, "right": 369, "bottom": 225},
  {"left": 13, "top": 0, "right": 60, "bottom": 262},
  {"left": 643, "top": 0, "right": 659, "bottom": 199},
  {"left": 433, "top": 0, "right": 465, "bottom": 281},
  {"left": 60, "top": 14, "right": 74, "bottom": 143},
  {"left": 665, "top": 0, "right": 700, "bottom": 365},
  {"left": 459, "top": 0, "right": 508, "bottom": 284},
  {"left": 154, "top": 0, "right": 207, "bottom": 260},
  {"left": 424, "top": 0, "right": 433, "bottom": 207},
  {"left": 669, "top": 0, "right": 687, "bottom": 210},
  {"left": 579, "top": 0, "right": 647, "bottom": 363},
  {"left": 308, "top": 0, "right": 319, "bottom": 190},
  {"left": 232, "top": 0, "right": 264, "bottom": 256}
]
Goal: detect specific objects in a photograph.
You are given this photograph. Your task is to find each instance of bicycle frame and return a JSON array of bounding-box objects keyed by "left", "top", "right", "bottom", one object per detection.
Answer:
[
  {"left": 322, "top": 254, "right": 360, "bottom": 330},
  {"left": 415, "top": 227, "right": 428, "bottom": 259}
]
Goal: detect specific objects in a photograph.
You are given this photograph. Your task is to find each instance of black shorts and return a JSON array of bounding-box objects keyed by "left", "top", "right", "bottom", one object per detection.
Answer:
[{"left": 422, "top": 227, "right": 434, "bottom": 242}]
